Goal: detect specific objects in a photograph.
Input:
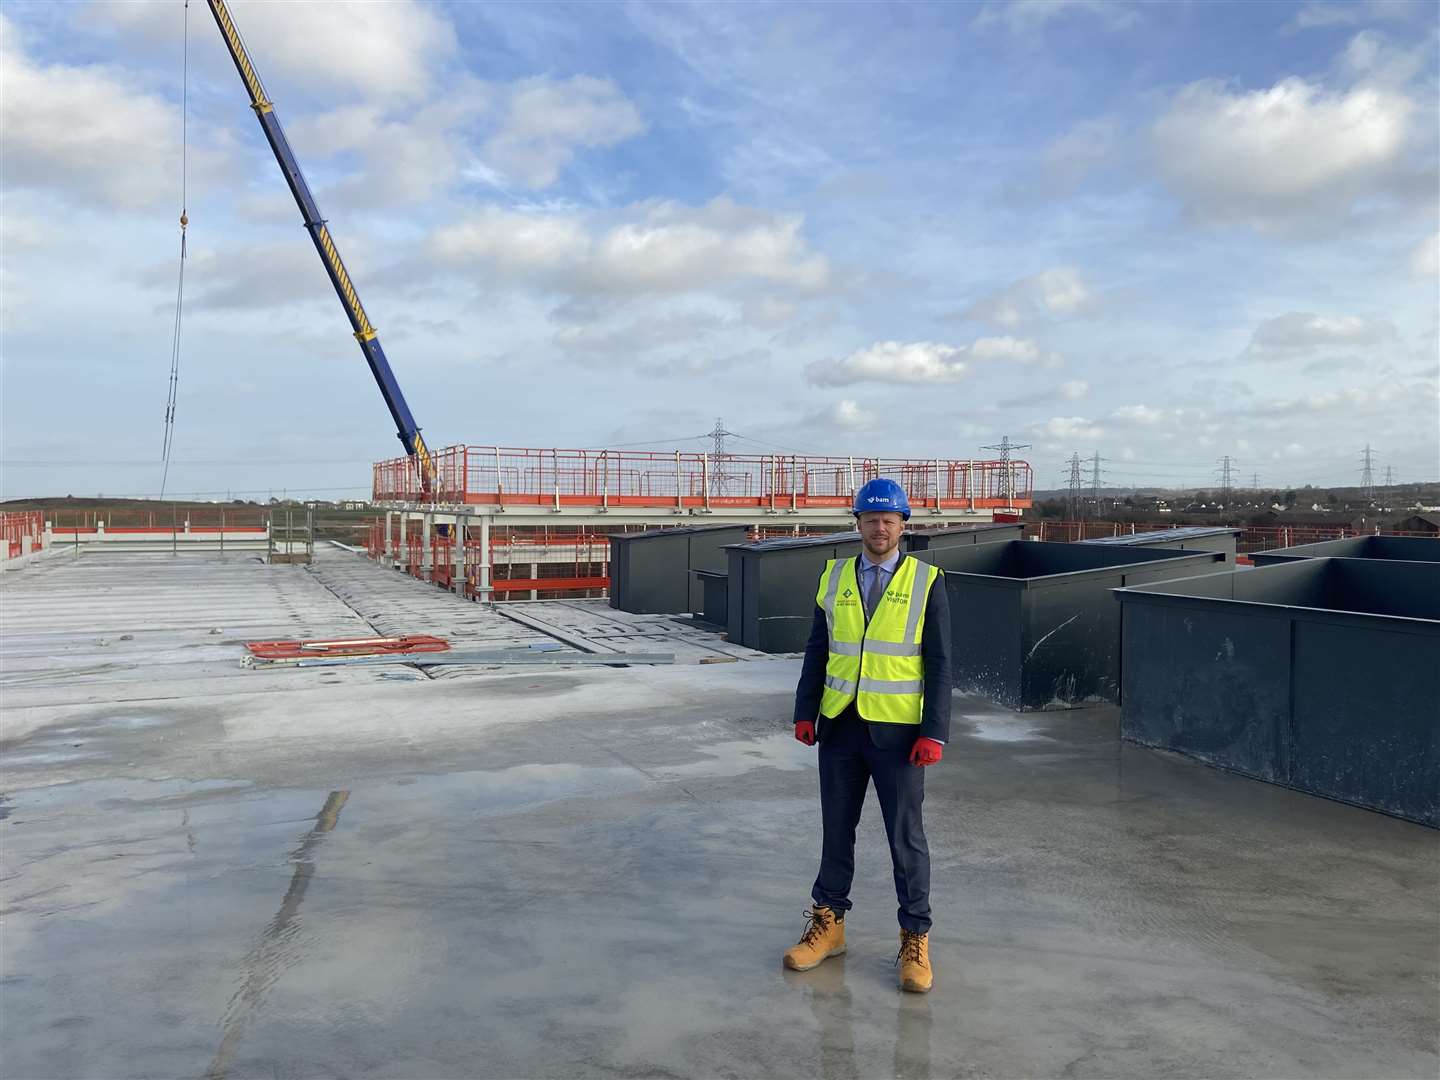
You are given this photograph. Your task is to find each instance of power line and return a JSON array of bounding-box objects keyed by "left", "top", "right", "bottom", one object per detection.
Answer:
[
  {"left": 1088, "top": 450, "right": 1107, "bottom": 517},
  {"left": 160, "top": 0, "right": 191, "bottom": 500},
  {"left": 1065, "top": 452, "right": 1084, "bottom": 520},
  {"left": 602, "top": 435, "right": 710, "bottom": 449},
  {"left": 706, "top": 416, "right": 740, "bottom": 495},
  {"left": 726, "top": 433, "right": 822, "bottom": 457},
  {"left": 1359, "top": 444, "right": 1376, "bottom": 500},
  {"left": 1215, "top": 455, "right": 1236, "bottom": 506},
  {"left": 981, "top": 435, "right": 1031, "bottom": 510}
]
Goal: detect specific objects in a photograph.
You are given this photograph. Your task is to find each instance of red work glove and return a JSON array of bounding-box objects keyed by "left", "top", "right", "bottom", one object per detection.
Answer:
[
  {"left": 909, "top": 737, "right": 943, "bottom": 766},
  {"left": 794, "top": 720, "right": 816, "bottom": 746}
]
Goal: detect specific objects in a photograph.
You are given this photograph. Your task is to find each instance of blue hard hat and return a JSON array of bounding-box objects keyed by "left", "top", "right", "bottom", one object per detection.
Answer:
[{"left": 853, "top": 477, "right": 911, "bottom": 520}]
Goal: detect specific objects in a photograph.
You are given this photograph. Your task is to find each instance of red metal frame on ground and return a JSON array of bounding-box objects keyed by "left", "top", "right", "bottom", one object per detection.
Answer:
[
  {"left": 374, "top": 445, "right": 1034, "bottom": 511},
  {"left": 245, "top": 635, "right": 450, "bottom": 659}
]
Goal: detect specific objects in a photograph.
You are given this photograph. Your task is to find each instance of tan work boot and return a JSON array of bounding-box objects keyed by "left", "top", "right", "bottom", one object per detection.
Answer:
[
  {"left": 782, "top": 906, "right": 846, "bottom": 971},
  {"left": 896, "top": 929, "right": 932, "bottom": 992}
]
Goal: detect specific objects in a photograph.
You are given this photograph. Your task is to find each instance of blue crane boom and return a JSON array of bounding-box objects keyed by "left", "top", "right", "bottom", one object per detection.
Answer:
[{"left": 205, "top": 0, "right": 436, "bottom": 494}]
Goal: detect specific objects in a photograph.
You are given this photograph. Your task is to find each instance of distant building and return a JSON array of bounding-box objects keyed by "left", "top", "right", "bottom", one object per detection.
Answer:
[
  {"left": 1264, "top": 509, "right": 1371, "bottom": 532},
  {"left": 1395, "top": 513, "right": 1440, "bottom": 534}
]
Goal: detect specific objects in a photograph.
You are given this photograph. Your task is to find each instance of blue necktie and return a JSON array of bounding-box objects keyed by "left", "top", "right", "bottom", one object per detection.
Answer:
[{"left": 864, "top": 566, "right": 883, "bottom": 618}]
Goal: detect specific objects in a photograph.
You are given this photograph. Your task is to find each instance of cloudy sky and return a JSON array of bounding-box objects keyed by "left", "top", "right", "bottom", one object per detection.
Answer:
[{"left": 2, "top": 0, "right": 1437, "bottom": 500}]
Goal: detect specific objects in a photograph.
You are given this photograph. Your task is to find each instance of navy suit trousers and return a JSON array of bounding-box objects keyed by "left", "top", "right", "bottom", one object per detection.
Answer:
[{"left": 811, "top": 705, "right": 931, "bottom": 933}]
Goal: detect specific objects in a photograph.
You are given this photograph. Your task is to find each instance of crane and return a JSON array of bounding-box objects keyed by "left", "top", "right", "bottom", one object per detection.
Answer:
[{"left": 204, "top": 0, "right": 436, "bottom": 494}]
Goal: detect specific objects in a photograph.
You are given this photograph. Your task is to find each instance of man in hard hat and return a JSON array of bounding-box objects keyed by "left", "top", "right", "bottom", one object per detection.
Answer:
[{"left": 783, "top": 477, "right": 951, "bottom": 993}]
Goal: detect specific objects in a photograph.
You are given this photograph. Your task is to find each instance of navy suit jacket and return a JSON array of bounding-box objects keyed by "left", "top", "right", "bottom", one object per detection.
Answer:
[{"left": 793, "top": 554, "right": 952, "bottom": 749}]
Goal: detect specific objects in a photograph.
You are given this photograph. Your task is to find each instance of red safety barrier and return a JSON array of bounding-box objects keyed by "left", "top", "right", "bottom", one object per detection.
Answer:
[
  {"left": 404, "top": 519, "right": 424, "bottom": 579},
  {"left": 430, "top": 532, "right": 453, "bottom": 588},
  {"left": 2, "top": 511, "right": 44, "bottom": 559},
  {"left": 489, "top": 575, "right": 611, "bottom": 594},
  {"left": 374, "top": 444, "right": 1034, "bottom": 512},
  {"left": 45, "top": 508, "right": 271, "bottom": 530}
]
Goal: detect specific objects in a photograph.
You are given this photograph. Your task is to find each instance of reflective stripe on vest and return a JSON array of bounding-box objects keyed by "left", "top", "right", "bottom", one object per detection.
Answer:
[{"left": 815, "top": 554, "right": 940, "bottom": 725}]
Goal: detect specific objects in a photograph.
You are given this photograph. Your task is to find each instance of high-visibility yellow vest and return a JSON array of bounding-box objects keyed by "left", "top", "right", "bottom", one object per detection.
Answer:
[{"left": 816, "top": 555, "right": 941, "bottom": 725}]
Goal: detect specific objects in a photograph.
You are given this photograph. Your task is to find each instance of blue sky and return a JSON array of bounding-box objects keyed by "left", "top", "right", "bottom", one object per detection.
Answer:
[{"left": 2, "top": 0, "right": 1436, "bottom": 501}]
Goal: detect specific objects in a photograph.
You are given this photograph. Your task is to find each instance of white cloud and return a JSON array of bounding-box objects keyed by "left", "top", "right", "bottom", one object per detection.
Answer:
[
  {"left": 1410, "top": 232, "right": 1439, "bottom": 277},
  {"left": 1150, "top": 76, "right": 1415, "bottom": 230},
  {"left": 743, "top": 297, "right": 798, "bottom": 326},
  {"left": 0, "top": 210, "right": 45, "bottom": 252},
  {"left": 483, "top": 76, "right": 645, "bottom": 188},
  {"left": 971, "top": 336, "right": 1057, "bottom": 364},
  {"left": 0, "top": 15, "right": 209, "bottom": 210},
  {"left": 180, "top": 242, "right": 336, "bottom": 312},
  {"left": 1337, "top": 30, "right": 1427, "bottom": 86},
  {"left": 807, "top": 334, "right": 1061, "bottom": 386},
  {"left": 965, "top": 268, "right": 1096, "bottom": 329},
  {"left": 1248, "top": 312, "right": 1398, "bottom": 354},
  {"left": 1061, "top": 380, "right": 1089, "bottom": 400},
  {"left": 286, "top": 75, "right": 643, "bottom": 201},
  {"left": 590, "top": 199, "right": 826, "bottom": 291},
  {"left": 549, "top": 306, "right": 777, "bottom": 377},
  {"left": 1111, "top": 404, "right": 1165, "bottom": 425},
  {"left": 554, "top": 309, "right": 729, "bottom": 354},
  {"left": 780, "top": 399, "right": 881, "bottom": 443},
  {"left": 90, "top": 8, "right": 634, "bottom": 200},
  {"left": 1241, "top": 380, "right": 1424, "bottom": 418},
  {"left": 638, "top": 348, "right": 770, "bottom": 378},
  {"left": 431, "top": 207, "right": 591, "bottom": 272},
  {"left": 829, "top": 400, "right": 876, "bottom": 431},
  {"left": 100, "top": 0, "right": 458, "bottom": 103},
  {"left": 1042, "top": 119, "right": 1121, "bottom": 188},
  {"left": 808, "top": 341, "right": 967, "bottom": 386},
  {"left": 288, "top": 85, "right": 493, "bottom": 204},
  {"left": 432, "top": 197, "right": 829, "bottom": 295},
  {"left": 1036, "top": 416, "right": 1105, "bottom": 441},
  {"left": 975, "top": 1, "right": 1137, "bottom": 34},
  {"left": 1291, "top": 386, "right": 1406, "bottom": 411},
  {"left": 1289, "top": 1, "right": 1419, "bottom": 31}
]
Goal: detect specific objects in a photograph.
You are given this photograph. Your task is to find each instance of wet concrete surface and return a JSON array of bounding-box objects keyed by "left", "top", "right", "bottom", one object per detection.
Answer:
[{"left": 2, "top": 551, "right": 1437, "bottom": 1078}]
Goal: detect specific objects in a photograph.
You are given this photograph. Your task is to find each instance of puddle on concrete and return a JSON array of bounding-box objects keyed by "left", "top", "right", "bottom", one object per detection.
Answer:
[
  {"left": 375, "top": 762, "right": 647, "bottom": 819},
  {"left": 960, "top": 715, "right": 1055, "bottom": 743},
  {"left": 2, "top": 748, "right": 109, "bottom": 767},
  {"left": 7, "top": 776, "right": 256, "bottom": 815},
  {"left": 659, "top": 733, "right": 811, "bottom": 779},
  {"left": 51, "top": 713, "right": 177, "bottom": 733}
]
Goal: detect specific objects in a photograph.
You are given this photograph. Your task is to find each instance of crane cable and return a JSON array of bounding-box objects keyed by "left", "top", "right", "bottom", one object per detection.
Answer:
[{"left": 161, "top": 0, "right": 190, "bottom": 500}]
